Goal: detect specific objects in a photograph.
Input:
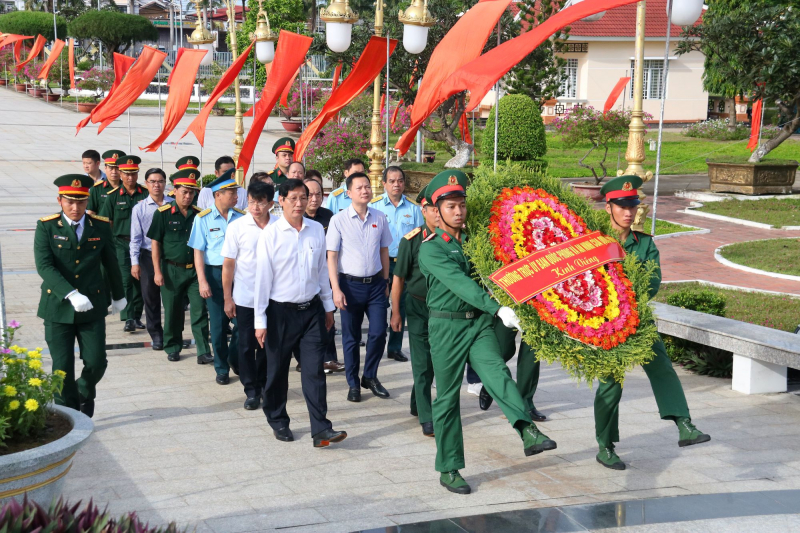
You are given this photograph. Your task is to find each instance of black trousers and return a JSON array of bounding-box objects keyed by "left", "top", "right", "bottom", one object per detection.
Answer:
[
  {"left": 236, "top": 305, "right": 267, "bottom": 399},
  {"left": 264, "top": 298, "right": 331, "bottom": 436},
  {"left": 138, "top": 249, "right": 163, "bottom": 341},
  {"left": 294, "top": 322, "right": 337, "bottom": 363}
]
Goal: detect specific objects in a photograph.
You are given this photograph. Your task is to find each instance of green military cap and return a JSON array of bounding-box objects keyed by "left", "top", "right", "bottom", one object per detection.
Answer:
[
  {"left": 600, "top": 175, "right": 643, "bottom": 207},
  {"left": 170, "top": 169, "right": 201, "bottom": 190},
  {"left": 102, "top": 150, "right": 126, "bottom": 167},
  {"left": 54, "top": 174, "right": 94, "bottom": 200},
  {"left": 272, "top": 137, "right": 295, "bottom": 155},
  {"left": 175, "top": 155, "right": 200, "bottom": 170},
  {"left": 424, "top": 170, "right": 469, "bottom": 205},
  {"left": 415, "top": 185, "right": 429, "bottom": 207},
  {"left": 117, "top": 155, "right": 141, "bottom": 174}
]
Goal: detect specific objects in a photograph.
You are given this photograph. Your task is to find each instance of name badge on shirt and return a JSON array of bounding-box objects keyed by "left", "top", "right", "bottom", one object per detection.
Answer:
[
  {"left": 88, "top": 237, "right": 101, "bottom": 241},
  {"left": 209, "top": 228, "right": 221, "bottom": 232},
  {"left": 169, "top": 221, "right": 181, "bottom": 225},
  {"left": 53, "top": 235, "right": 68, "bottom": 241},
  {"left": 117, "top": 201, "right": 127, "bottom": 205}
]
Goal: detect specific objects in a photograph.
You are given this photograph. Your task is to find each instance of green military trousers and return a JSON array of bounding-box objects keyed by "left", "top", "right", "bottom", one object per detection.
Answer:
[
  {"left": 494, "top": 319, "right": 541, "bottom": 412},
  {"left": 115, "top": 237, "right": 143, "bottom": 321},
  {"left": 161, "top": 262, "right": 211, "bottom": 357},
  {"left": 595, "top": 334, "right": 690, "bottom": 448},
  {"left": 429, "top": 313, "right": 533, "bottom": 472},
  {"left": 44, "top": 319, "right": 107, "bottom": 410},
  {"left": 406, "top": 296, "right": 434, "bottom": 425}
]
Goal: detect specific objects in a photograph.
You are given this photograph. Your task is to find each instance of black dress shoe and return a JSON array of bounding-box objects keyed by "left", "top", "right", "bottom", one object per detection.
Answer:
[
  {"left": 529, "top": 407, "right": 547, "bottom": 422},
  {"left": 216, "top": 374, "right": 230, "bottom": 385},
  {"left": 273, "top": 427, "right": 294, "bottom": 442},
  {"left": 361, "top": 376, "right": 390, "bottom": 399},
  {"left": 387, "top": 351, "right": 408, "bottom": 362},
  {"left": 479, "top": 386, "right": 494, "bottom": 411},
  {"left": 182, "top": 339, "right": 191, "bottom": 348},
  {"left": 347, "top": 387, "right": 361, "bottom": 402},
  {"left": 359, "top": 341, "right": 366, "bottom": 347},
  {"left": 421, "top": 421, "right": 434, "bottom": 437},
  {"left": 152, "top": 339, "right": 164, "bottom": 351},
  {"left": 134, "top": 319, "right": 146, "bottom": 330},
  {"left": 123, "top": 320, "right": 135, "bottom": 333},
  {"left": 313, "top": 428, "right": 347, "bottom": 448},
  {"left": 197, "top": 353, "right": 213, "bottom": 365},
  {"left": 79, "top": 398, "right": 95, "bottom": 418},
  {"left": 244, "top": 396, "right": 260, "bottom": 410},
  {"left": 167, "top": 352, "right": 180, "bottom": 362}
]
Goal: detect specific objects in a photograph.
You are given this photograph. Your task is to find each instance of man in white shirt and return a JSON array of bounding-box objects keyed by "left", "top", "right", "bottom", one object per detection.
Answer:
[
  {"left": 221, "top": 181, "right": 278, "bottom": 410},
  {"left": 254, "top": 179, "right": 347, "bottom": 448},
  {"left": 197, "top": 155, "right": 248, "bottom": 211}
]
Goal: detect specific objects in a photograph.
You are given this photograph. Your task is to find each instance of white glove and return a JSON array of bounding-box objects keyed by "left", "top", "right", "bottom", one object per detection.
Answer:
[
  {"left": 110, "top": 298, "right": 127, "bottom": 315},
  {"left": 67, "top": 292, "right": 94, "bottom": 313},
  {"left": 497, "top": 306, "right": 522, "bottom": 332}
]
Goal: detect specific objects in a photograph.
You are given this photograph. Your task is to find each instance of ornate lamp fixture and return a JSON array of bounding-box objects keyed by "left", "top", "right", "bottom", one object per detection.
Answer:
[
  {"left": 398, "top": 0, "right": 434, "bottom": 54},
  {"left": 251, "top": 0, "right": 278, "bottom": 64},
  {"left": 320, "top": 0, "right": 359, "bottom": 53},
  {"left": 187, "top": 0, "right": 215, "bottom": 66}
]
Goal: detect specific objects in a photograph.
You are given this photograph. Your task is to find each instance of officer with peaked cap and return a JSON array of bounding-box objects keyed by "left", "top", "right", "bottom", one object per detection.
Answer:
[
  {"left": 87, "top": 149, "right": 125, "bottom": 215},
  {"left": 268, "top": 137, "right": 295, "bottom": 186}
]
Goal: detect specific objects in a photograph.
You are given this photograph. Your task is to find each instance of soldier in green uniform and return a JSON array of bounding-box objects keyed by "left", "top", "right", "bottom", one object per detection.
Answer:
[
  {"left": 35, "top": 175, "right": 126, "bottom": 417},
  {"left": 169, "top": 156, "right": 200, "bottom": 206},
  {"left": 267, "top": 138, "right": 294, "bottom": 185},
  {"left": 87, "top": 150, "right": 125, "bottom": 215},
  {"left": 148, "top": 169, "right": 213, "bottom": 364},
  {"left": 418, "top": 170, "right": 557, "bottom": 495},
  {"left": 100, "top": 155, "right": 149, "bottom": 332},
  {"left": 391, "top": 186, "right": 438, "bottom": 437},
  {"left": 594, "top": 175, "right": 710, "bottom": 470}
]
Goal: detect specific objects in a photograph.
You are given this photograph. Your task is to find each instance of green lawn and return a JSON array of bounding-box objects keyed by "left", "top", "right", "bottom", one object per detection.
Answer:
[
  {"left": 56, "top": 97, "right": 242, "bottom": 113},
  {"left": 719, "top": 238, "right": 800, "bottom": 277},
  {"left": 655, "top": 282, "right": 799, "bottom": 332},
  {"left": 695, "top": 198, "right": 800, "bottom": 228},
  {"left": 643, "top": 216, "right": 700, "bottom": 236}
]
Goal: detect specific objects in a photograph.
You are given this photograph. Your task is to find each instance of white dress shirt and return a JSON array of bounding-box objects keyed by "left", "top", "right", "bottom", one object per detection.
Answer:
[
  {"left": 62, "top": 213, "right": 85, "bottom": 241},
  {"left": 254, "top": 216, "right": 335, "bottom": 329},
  {"left": 197, "top": 186, "right": 248, "bottom": 211},
  {"left": 325, "top": 205, "right": 392, "bottom": 277},
  {"left": 221, "top": 212, "right": 278, "bottom": 308}
]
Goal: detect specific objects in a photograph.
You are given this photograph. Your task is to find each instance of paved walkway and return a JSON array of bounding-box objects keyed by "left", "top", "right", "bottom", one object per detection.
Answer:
[{"left": 2, "top": 88, "right": 800, "bottom": 532}]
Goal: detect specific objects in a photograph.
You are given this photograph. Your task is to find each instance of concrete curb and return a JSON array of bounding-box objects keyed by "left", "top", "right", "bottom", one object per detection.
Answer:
[
  {"left": 653, "top": 219, "right": 710, "bottom": 240},
  {"left": 683, "top": 202, "right": 800, "bottom": 231},
  {"left": 676, "top": 190, "right": 800, "bottom": 203},
  {"left": 714, "top": 239, "right": 800, "bottom": 283},
  {"left": 661, "top": 279, "right": 800, "bottom": 298}
]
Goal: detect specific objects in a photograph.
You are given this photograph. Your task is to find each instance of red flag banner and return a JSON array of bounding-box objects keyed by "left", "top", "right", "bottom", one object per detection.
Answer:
[
  {"left": 37, "top": 39, "right": 65, "bottom": 80},
  {"left": 295, "top": 36, "right": 397, "bottom": 161},
  {"left": 181, "top": 40, "right": 255, "bottom": 146},
  {"left": 332, "top": 62, "right": 342, "bottom": 91},
  {"left": 244, "top": 62, "right": 271, "bottom": 117},
  {"left": 747, "top": 98, "right": 763, "bottom": 152},
  {"left": 0, "top": 34, "right": 31, "bottom": 51},
  {"left": 390, "top": 99, "right": 404, "bottom": 128},
  {"left": 13, "top": 36, "right": 32, "bottom": 62},
  {"left": 394, "top": 0, "right": 509, "bottom": 156},
  {"left": 16, "top": 34, "right": 46, "bottom": 71},
  {"left": 437, "top": 0, "right": 644, "bottom": 116},
  {"left": 68, "top": 38, "right": 76, "bottom": 90},
  {"left": 141, "top": 49, "right": 207, "bottom": 152},
  {"left": 76, "top": 52, "right": 137, "bottom": 135},
  {"left": 92, "top": 47, "right": 167, "bottom": 133},
  {"left": 603, "top": 76, "right": 630, "bottom": 114},
  {"left": 237, "top": 31, "right": 313, "bottom": 176},
  {"left": 459, "top": 111, "right": 472, "bottom": 144},
  {"left": 490, "top": 231, "right": 625, "bottom": 304},
  {"left": 280, "top": 66, "right": 301, "bottom": 108},
  {"left": 166, "top": 47, "right": 185, "bottom": 86}
]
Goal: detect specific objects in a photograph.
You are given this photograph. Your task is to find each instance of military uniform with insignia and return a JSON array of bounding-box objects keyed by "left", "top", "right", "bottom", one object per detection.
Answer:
[
  {"left": 34, "top": 175, "right": 126, "bottom": 417},
  {"left": 99, "top": 155, "right": 149, "bottom": 331},
  {"left": 148, "top": 170, "right": 212, "bottom": 362},
  {"left": 267, "top": 137, "right": 295, "bottom": 185},
  {"left": 418, "top": 171, "right": 557, "bottom": 495},
  {"left": 488, "top": 325, "right": 545, "bottom": 421},
  {"left": 87, "top": 150, "right": 125, "bottom": 214},
  {"left": 169, "top": 156, "right": 200, "bottom": 206},
  {"left": 593, "top": 176, "right": 710, "bottom": 471}
]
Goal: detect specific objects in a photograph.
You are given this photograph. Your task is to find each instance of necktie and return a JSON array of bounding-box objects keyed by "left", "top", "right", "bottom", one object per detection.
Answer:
[{"left": 71, "top": 221, "right": 81, "bottom": 241}]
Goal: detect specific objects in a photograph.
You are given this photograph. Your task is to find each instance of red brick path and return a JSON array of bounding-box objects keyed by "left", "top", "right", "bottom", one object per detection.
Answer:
[{"left": 651, "top": 196, "right": 800, "bottom": 295}]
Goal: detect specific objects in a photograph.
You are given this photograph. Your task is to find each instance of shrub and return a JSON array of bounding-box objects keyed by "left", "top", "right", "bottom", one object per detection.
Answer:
[
  {"left": 305, "top": 122, "right": 369, "bottom": 186},
  {"left": 201, "top": 174, "right": 216, "bottom": 187},
  {"left": 199, "top": 62, "right": 234, "bottom": 109},
  {"left": 666, "top": 288, "right": 726, "bottom": 316},
  {"left": 76, "top": 67, "right": 114, "bottom": 102},
  {"left": 482, "top": 94, "right": 547, "bottom": 164},
  {"left": 0, "top": 11, "right": 67, "bottom": 42},
  {"left": 68, "top": 11, "right": 158, "bottom": 63}
]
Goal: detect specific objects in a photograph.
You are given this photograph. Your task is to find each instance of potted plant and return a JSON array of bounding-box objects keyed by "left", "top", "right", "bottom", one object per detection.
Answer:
[
  {"left": 280, "top": 82, "right": 321, "bottom": 132},
  {"left": 552, "top": 106, "right": 649, "bottom": 201},
  {"left": 22, "top": 63, "right": 46, "bottom": 97},
  {"left": 0, "top": 48, "right": 13, "bottom": 87},
  {"left": 41, "top": 48, "right": 68, "bottom": 102},
  {"left": 75, "top": 67, "right": 113, "bottom": 113},
  {"left": 0, "top": 321, "right": 93, "bottom": 506}
]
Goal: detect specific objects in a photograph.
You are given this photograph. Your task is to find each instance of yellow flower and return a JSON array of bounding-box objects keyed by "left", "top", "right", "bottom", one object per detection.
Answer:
[
  {"left": 35, "top": 347, "right": 43, "bottom": 352},
  {"left": 8, "top": 400, "right": 19, "bottom": 411},
  {"left": 27, "top": 351, "right": 41, "bottom": 359},
  {"left": 13, "top": 347, "right": 25, "bottom": 355},
  {"left": 3, "top": 385, "right": 17, "bottom": 397},
  {"left": 25, "top": 399, "right": 39, "bottom": 412},
  {"left": 53, "top": 370, "right": 66, "bottom": 378},
  {"left": 28, "top": 378, "right": 42, "bottom": 387},
  {"left": 27, "top": 360, "right": 42, "bottom": 370}
]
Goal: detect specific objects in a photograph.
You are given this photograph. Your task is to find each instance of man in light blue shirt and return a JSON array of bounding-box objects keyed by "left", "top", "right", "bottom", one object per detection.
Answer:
[
  {"left": 370, "top": 166, "right": 423, "bottom": 362},
  {"left": 189, "top": 169, "right": 246, "bottom": 384},
  {"left": 324, "top": 158, "right": 364, "bottom": 213}
]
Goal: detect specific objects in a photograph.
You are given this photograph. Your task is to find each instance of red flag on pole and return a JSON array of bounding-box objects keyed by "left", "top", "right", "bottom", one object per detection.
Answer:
[
  {"left": 13, "top": 37, "right": 31, "bottom": 62},
  {"left": 141, "top": 49, "right": 207, "bottom": 152},
  {"left": 747, "top": 98, "right": 763, "bottom": 152},
  {"left": 332, "top": 62, "right": 342, "bottom": 91},
  {"left": 68, "top": 38, "right": 76, "bottom": 90},
  {"left": 181, "top": 40, "right": 255, "bottom": 146},
  {"left": 603, "top": 77, "right": 631, "bottom": 115},
  {"left": 76, "top": 53, "right": 137, "bottom": 135},
  {"left": 280, "top": 66, "right": 301, "bottom": 108},
  {"left": 16, "top": 35, "right": 46, "bottom": 71},
  {"left": 294, "top": 36, "right": 397, "bottom": 162},
  {"left": 244, "top": 62, "right": 272, "bottom": 118},
  {"left": 37, "top": 39, "right": 65, "bottom": 80},
  {"left": 0, "top": 35, "right": 31, "bottom": 53}
]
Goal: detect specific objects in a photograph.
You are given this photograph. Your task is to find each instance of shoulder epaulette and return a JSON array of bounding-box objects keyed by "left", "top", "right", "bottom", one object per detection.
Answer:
[
  {"left": 93, "top": 181, "right": 104, "bottom": 188},
  {"left": 197, "top": 208, "right": 212, "bottom": 218},
  {"left": 440, "top": 232, "right": 451, "bottom": 242},
  {"left": 109, "top": 187, "right": 120, "bottom": 194},
  {"left": 369, "top": 195, "right": 384, "bottom": 204},
  {"left": 167, "top": 190, "right": 175, "bottom": 197},
  {"left": 332, "top": 188, "right": 344, "bottom": 197},
  {"left": 404, "top": 227, "right": 421, "bottom": 240},
  {"left": 88, "top": 214, "right": 110, "bottom": 222},
  {"left": 39, "top": 213, "right": 60, "bottom": 222},
  {"left": 423, "top": 232, "right": 437, "bottom": 242},
  {"left": 191, "top": 205, "right": 202, "bottom": 211},
  {"left": 158, "top": 204, "right": 172, "bottom": 212},
  {"left": 233, "top": 207, "right": 246, "bottom": 215}
]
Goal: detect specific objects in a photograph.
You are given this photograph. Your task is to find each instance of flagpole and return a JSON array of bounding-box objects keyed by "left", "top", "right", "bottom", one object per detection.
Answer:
[
  {"left": 492, "top": 21, "right": 500, "bottom": 173},
  {"left": 252, "top": 53, "right": 257, "bottom": 178},
  {"left": 385, "top": 32, "right": 390, "bottom": 166},
  {"left": 650, "top": 0, "right": 674, "bottom": 236},
  {"left": 617, "top": 69, "right": 628, "bottom": 173},
  {"left": 127, "top": 108, "right": 132, "bottom": 153},
  {"left": 158, "top": 73, "right": 164, "bottom": 169}
]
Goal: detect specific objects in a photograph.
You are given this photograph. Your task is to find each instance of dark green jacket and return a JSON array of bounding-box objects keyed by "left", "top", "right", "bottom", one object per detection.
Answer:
[
  {"left": 35, "top": 213, "right": 124, "bottom": 324},
  {"left": 394, "top": 225, "right": 433, "bottom": 300},
  {"left": 267, "top": 168, "right": 287, "bottom": 186},
  {"left": 147, "top": 203, "right": 202, "bottom": 264},
  {"left": 624, "top": 230, "right": 661, "bottom": 298},
  {"left": 87, "top": 179, "right": 117, "bottom": 214},
  {"left": 99, "top": 184, "right": 148, "bottom": 237}
]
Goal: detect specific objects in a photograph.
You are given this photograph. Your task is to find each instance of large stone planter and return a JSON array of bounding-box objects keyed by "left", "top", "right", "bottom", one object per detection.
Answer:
[
  {"left": 707, "top": 159, "right": 798, "bottom": 195},
  {"left": 77, "top": 102, "right": 98, "bottom": 114},
  {"left": 403, "top": 169, "right": 474, "bottom": 196},
  {"left": 570, "top": 182, "right": 604, "bottom": 202},
  {"left": 0, "top": 405, "right": 93, "bottom": 506}
]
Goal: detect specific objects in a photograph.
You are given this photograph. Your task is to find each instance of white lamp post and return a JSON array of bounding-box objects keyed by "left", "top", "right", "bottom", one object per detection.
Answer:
[
  {"left": 320, "top": 0, "right": 359, "bottom": 53},
  {"left": 398, "top": 0, "right": 434, "bottom": 54},
  {"left": 187, "top": 0, "right": 215, "bottom": 66},
  {"left": 669, "top": 0, "right": 703, "bottom": 26},
  {"left": 251, "top": 0, "right": 277, "bottom": 64}
]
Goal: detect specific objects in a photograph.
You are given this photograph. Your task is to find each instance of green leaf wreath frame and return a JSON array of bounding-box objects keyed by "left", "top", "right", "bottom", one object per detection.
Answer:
[{"left": 464, "top": 164, "right": 660, "bottom": 385}]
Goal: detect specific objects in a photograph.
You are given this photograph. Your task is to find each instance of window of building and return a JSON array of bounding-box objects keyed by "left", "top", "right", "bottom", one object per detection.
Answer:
[
  {"left": 559, "top": 58, "right": 578, "bottom": 99},
  {"left": 630, "top": 59, "right": 664, "bottom": 100}
]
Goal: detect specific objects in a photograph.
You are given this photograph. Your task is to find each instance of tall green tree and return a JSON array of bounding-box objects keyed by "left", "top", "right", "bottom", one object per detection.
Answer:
[
  {"left": 68, "top": 10, "right": 158, "bottom": 62},
  {"left": 677, "top": 1, "right": 800, "bottom": 162}
]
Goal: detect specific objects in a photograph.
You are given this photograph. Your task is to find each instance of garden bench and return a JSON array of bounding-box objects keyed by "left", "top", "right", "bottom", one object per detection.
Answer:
[{"left": 652, "top": 303, "right": 800, "bottom": 395}]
